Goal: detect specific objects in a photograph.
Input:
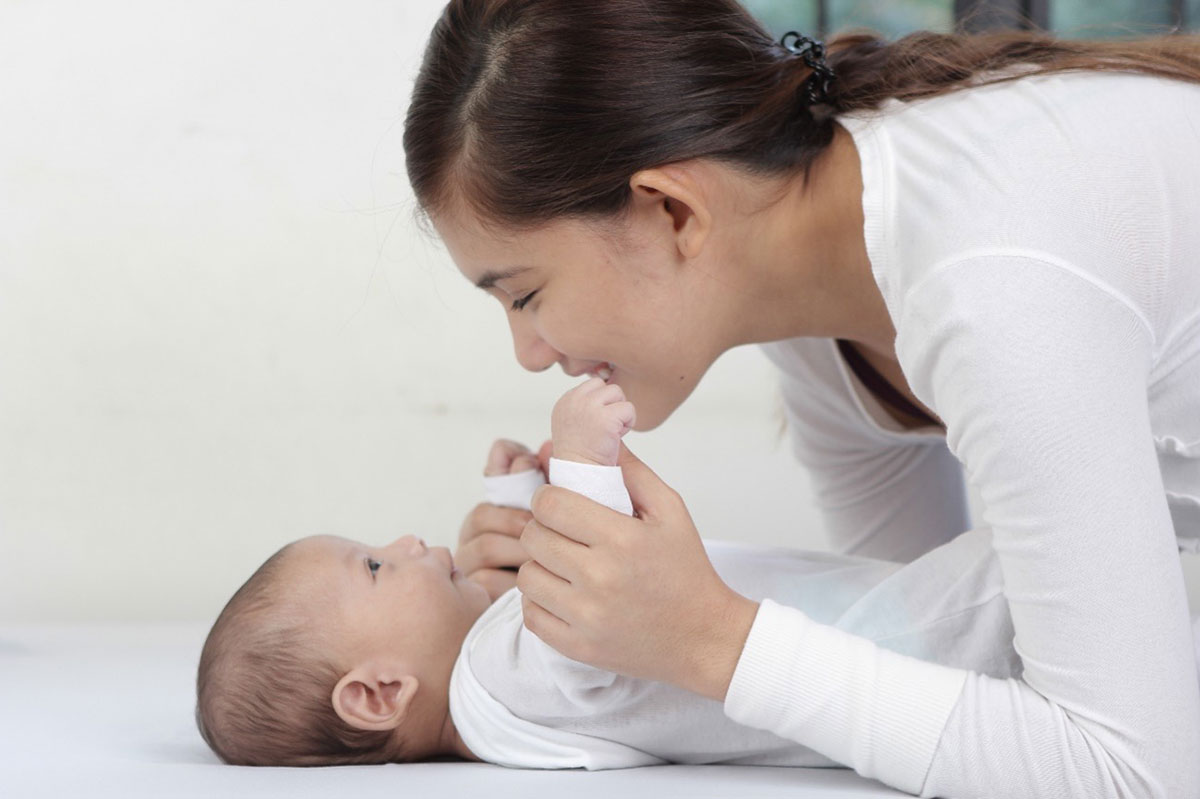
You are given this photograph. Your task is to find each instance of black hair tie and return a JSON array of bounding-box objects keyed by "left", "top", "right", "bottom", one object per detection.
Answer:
[{"left": 780, "top": 31, "right": 836, "bottom": 105}]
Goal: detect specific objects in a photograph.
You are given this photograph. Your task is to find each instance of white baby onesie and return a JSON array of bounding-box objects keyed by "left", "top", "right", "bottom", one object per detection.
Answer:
[{"left": 449, "top": 459, "right": 1021, "bottom": 769}]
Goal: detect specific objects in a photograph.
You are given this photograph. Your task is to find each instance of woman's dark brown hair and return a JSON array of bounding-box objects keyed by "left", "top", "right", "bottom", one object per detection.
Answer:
[{"left": 403, "top": 0, "right": 1200, "bottom": 228}]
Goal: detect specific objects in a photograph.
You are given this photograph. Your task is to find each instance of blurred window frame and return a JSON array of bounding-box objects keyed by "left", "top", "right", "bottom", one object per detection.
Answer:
[{"left": 794, "top": 1, "right": 1191, "bottom": 37}]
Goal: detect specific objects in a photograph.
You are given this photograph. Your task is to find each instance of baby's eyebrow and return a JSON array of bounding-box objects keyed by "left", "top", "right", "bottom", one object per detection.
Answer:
[{"left": 475, "top": 266, "right": 530, "bottom": 291}]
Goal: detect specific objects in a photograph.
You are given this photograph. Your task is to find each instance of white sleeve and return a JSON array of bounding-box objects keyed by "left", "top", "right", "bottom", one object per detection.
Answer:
[
  {"left": 778, "top": 356, "right": 971, "bottom": 562},
  {"left": 725, "top": 256, "right": 1200, "bottom": 798},
  {"left": 487, "top": 457, "right": 635, "bottom": 694},
  {"left": 482, "top": 468, "right": 546, "bottom": 510},
  {"left": 480, "top": 459, "right": 632, "bottom": 515}
]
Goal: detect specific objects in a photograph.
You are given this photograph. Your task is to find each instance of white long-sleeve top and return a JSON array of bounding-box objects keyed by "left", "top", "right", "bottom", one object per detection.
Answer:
[
  {"left": 451, "top": 461, "right": 1020, "bottom": 770},
  {"left": 734, "top": 69, "right": 1200, "bottom": 798}
]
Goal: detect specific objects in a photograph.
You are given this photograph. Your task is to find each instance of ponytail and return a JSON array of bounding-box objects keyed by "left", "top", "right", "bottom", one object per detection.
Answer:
[{"left": 403, "top": 0, "right": 1200, "bottom": 227}]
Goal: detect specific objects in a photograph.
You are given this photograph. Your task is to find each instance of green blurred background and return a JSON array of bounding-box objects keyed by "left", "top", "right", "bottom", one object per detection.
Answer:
[{"left": 741, "top": 0, "right": 1196, "bottom": 39}]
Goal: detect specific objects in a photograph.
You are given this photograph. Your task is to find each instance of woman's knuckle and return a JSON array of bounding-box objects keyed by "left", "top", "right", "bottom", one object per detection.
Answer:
[
  {"left": 580, "top": 600, "right": 605, "bottom": 632},
  {"left": 664, "top": 487, "right": 685, "bottom": 511},
  {"left": 591, "top": 565, "right": 616, "bottom": 593}
]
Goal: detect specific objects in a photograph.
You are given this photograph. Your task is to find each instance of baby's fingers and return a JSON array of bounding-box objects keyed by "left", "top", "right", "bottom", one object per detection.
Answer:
[
  {"left": 594, "top": 382, "right": 627, "bottom": 406},
  {"left": 510, "top": 453, "right": 540, "bottom": 474},
  {"left": 458, "top": 502, "right": 530, "bottom": 546},
  {"left": 466, "top": 567, "right": 519, "bottom": 603},
  {"left": 611, "top": 400, "right": 636, "bottom": 434},
  {"left": 484, "top": 438, "right": 532, "bottom": 477},
  {"left": 454, "top": 530, "right": 531, "bottom": 576}
]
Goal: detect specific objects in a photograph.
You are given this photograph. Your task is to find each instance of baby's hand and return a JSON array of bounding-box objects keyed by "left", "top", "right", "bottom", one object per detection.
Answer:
[
  {"left": 484, "top": 438, "right": 541, "bottom": 477},
  {"left": 551, "top": 377, "right": 636, "bottom": 467}
]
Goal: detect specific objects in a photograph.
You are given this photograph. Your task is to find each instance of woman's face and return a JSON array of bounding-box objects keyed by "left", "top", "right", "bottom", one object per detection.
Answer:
[{"left": 432, "top": 205, "right": 730, "bottom": 430}]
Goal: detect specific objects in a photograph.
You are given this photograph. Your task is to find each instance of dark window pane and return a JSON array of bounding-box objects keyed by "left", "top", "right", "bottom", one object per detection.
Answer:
[
  {"left": 1189, "top": 0, "right": 1199, "bottom": 31},
  {"left": 829, "top": 0, "right": 954, "bottom": 36},
  {"left": 739, "top": 0, "right": 819, "bottom": 37},
  {"left": 1051, "top": 0, "right": 1176, "bottom": 38}
]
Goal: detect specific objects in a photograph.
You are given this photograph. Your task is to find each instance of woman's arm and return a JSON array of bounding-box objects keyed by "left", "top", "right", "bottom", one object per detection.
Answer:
[
  {"left": 725, "top": 256, "right": 1200, "bottom": 797},
  {"left": 774, "top": 340, "right": 971, "bottom": 562}
]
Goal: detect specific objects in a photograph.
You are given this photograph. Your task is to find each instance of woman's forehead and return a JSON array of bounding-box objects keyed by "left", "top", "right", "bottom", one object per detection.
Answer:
[{"left": 435, "top": 207, "right": 606, "bottom": 260}]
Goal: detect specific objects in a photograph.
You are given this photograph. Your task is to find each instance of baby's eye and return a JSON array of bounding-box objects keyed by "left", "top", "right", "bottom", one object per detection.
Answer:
[{"left": 366, "top": 557, "right": 381, "bottom": 578}]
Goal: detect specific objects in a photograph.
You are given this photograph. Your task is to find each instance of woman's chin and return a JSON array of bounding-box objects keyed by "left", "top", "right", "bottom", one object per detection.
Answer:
[{"left": 628, "top": 398, "right": 676, "bottom": 432}]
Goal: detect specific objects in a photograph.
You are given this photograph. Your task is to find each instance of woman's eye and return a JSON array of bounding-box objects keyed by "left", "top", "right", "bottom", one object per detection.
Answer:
[
  {"left": 510, "top": 290, "right": 537, "bottom": 311},
  {"left": 366, "top": 558, "right": 381, "bottom": 577}
]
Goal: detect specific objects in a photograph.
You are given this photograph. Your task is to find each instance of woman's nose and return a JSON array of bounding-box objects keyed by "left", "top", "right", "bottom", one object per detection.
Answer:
[{"left": 508, "top": 316, "right": 559, "bottom": 373}]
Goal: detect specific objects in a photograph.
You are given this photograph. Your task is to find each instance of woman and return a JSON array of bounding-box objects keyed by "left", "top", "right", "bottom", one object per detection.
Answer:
[{"left": 404, "top": 1, "right": 1200, "bottom": 796}]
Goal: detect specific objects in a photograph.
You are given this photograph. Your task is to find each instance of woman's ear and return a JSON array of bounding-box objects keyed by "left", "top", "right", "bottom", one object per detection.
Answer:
[
  {"left": 331, "top": 665, "right": 420, "bottom": 732},
  {"left": 628, "top": 163, "right": 713, "bottom": 261}
]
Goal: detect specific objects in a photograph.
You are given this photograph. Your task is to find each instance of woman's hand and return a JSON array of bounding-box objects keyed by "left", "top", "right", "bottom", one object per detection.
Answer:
[
  {"left": 517, "top": 442, "right": 760, "bottom": 701},
  {"left": 456, "top": 438, "right": 552, "bottom": 602}
]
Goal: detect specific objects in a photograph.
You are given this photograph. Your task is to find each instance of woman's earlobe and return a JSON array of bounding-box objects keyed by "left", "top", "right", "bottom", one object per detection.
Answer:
[
  {"left": 629, "top": 166, "right": 712, "bottom": 260},
  {"left": 666, "top": 197, "right": 711, "bottom": 259},
  {"left": 331, "top": 668, "right": 419, "bottom": 732}
]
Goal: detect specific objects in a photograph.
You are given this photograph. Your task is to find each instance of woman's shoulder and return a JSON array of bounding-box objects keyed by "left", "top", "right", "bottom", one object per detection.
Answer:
[{"left": 842, "top": 68, "right": 1200, "bottom": 331}]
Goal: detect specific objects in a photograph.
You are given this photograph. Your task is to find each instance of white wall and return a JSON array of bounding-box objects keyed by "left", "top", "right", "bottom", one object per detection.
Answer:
[{"left": 1, "top": 0, "right": 1196, "bottom": 622}]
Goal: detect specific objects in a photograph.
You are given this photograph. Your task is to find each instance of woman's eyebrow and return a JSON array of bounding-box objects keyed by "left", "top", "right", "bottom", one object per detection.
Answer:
[{"left": 475, "top": 266, "right": 530, "bottom": 291}]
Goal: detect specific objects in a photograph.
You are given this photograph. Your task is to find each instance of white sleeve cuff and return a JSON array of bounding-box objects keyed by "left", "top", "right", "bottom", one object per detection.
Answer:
[
  {"left": 547, "top": 458, "right": 633, "bottom": 516},
  {"left": 481, "top": 469, "right": 546, "bottom": 511},
  {"left": 723, "top": 598, "right": 967, "bottom": 794}
]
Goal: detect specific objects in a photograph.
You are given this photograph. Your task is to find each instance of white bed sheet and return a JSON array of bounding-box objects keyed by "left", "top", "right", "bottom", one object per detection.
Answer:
[{"left": 0, "top": 622, "right": 907, "bottom": 798}]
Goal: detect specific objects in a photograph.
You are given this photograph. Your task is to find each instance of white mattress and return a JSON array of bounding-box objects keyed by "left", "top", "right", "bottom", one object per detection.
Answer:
[{"left": 0, "top": 622, "right": 906, "bottom": 798}]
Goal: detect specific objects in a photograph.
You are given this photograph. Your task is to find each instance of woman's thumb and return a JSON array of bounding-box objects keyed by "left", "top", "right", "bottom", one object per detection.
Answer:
[
  {"left": 536, "top": 438, "right": 553, "bottom": 475},
  {"left": 617, "top": 441, "right": 666, "bottom": 519}
]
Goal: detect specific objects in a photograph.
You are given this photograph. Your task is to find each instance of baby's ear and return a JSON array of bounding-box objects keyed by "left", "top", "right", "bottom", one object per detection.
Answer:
[{"left": 331, "top": 667, "right": 419, "bottom": 732}]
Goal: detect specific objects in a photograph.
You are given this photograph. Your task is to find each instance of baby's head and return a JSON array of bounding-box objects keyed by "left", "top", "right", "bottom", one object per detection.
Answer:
[{"left": 196, "top": 534, "right": 492, "bottom": 766}]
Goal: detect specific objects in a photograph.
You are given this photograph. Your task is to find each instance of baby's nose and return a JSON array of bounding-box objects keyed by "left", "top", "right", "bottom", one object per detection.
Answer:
[{"left": 387, "top": 534, "right": 426, "bottom": 554}]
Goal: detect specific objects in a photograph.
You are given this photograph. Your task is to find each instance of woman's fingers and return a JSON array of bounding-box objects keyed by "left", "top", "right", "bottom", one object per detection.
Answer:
[
  {"left": 466, "top": 567, "right": 519, "bottom": 602},
  {"left": 455, "top": 529, "right": 531, "bottom": 576},
  {"left": 518, "top": 517, "right": 588, "bottom": 585}
]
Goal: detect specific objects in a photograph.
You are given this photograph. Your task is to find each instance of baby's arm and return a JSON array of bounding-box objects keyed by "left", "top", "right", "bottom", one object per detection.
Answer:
[
  {"left": 481, "top": 378, "right": 637, "bottom": 515},
  {"left": 547, "top": 377, "right": 635, "bottom": 515},
  {"left": 550, "top": 376, "right": 635, "bottom": 466},
  {"left": 481, "top": 439, "right": 548, "bottom": 511}
]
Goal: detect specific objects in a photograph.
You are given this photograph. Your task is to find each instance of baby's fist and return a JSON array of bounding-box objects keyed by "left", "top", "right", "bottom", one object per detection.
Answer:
[
  {"left": 484, "top": 438, "right": 541, "bottom": 477},
  {"left": 551, "top": 377, "right": 636, "bottom": 467}
]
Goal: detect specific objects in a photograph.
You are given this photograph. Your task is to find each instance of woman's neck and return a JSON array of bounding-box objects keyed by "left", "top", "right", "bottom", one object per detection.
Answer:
[{"left": 738, "top": 122, "right": 897, "bottom": 361}]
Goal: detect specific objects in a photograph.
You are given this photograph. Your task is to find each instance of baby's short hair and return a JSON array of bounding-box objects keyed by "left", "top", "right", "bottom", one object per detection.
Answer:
[{"left": 195, "top": 542, "right": 398, "bottom": 766}]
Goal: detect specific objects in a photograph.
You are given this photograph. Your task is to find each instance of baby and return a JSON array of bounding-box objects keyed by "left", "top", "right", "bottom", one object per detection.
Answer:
[{"left": 196, "top": 378, "right": 1022, "bottom": 768}]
